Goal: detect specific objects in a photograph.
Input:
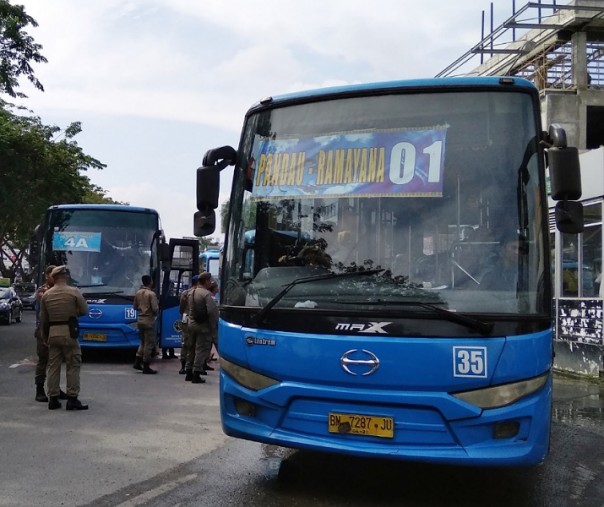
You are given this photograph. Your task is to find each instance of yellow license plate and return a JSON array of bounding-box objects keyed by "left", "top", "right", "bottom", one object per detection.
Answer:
[
  {"left": 83, "top": 333, "right": 107, "bottom": 342},
  {"left": 328, "top": 412, "right": 394, "bottom": 438}
]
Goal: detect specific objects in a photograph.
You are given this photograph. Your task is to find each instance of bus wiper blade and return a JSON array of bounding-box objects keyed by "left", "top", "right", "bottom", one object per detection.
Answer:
[
  {"left": 358, "top": 300, "right": 494, "bottom": 336},
  {"left": 76, "top": 284, "right": 107, "bottom": 288},
  {"left": 82, "top": 291, "right": 132, "bottom": 301},
  {"left": 253, "top": 269, "right": 384, "bottom": 326}
]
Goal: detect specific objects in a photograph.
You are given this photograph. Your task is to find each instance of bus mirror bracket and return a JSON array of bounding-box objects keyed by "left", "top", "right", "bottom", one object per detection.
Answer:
[{"left": 196, "top": 145, "right": 237, "bottom": 212}]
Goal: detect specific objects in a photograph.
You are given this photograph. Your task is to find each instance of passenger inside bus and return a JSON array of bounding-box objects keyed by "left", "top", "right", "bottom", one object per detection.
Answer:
[{"left": 479, "top": 232, "right": 525, "bottom": 291}]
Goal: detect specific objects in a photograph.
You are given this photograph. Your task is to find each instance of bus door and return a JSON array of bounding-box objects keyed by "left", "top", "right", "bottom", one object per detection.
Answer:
[{"left": 159, "top": 238, "right": 199, "bottom": 349}]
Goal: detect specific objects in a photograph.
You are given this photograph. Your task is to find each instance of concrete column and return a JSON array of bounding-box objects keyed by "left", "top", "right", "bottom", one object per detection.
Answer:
[{"left": 572, "top": 31, "right": 588, "bottom": 89}]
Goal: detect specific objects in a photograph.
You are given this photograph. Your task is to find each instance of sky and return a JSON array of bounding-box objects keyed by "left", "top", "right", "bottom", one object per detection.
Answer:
[{"left": 15, "top": 0, "right": 515, "bottom": 241}]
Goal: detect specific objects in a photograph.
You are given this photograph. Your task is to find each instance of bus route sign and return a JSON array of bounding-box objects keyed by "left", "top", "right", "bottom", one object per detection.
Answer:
[{"left": 52, "top": 232, "right": 102, "bottom": 252}]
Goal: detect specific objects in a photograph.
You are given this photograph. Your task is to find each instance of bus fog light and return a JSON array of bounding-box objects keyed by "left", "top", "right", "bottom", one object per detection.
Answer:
[
  {"left": 234, "top": 398, "right": 257, "bottom": 417},
  {"left": 493, "top": 421, "right": 520, "bottom": 439}
]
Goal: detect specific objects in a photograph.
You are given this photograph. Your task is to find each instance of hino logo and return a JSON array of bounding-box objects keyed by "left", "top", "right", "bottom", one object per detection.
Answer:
[
  {"left": 340, "top": 349, "right": 380, "bottom": 376},
  {"left": 88, "top": 308, "right": 103, "bottom": 319},
  {"left": 335, "top": 322, "right": 392, "bottom": 334}
]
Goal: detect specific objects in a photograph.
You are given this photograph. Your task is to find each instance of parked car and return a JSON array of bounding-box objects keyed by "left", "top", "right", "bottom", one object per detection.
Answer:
[
  {"left": 0, "top": 287, "right": 23, "bottom": 324},
  {"left": 14, "top": 282, "right": 37, "bottom": 310}
]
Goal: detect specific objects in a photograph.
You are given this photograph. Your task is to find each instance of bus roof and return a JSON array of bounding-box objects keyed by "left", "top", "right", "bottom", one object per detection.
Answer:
[
  {"left": 47, "top": 204, "right": 159, "bottom": 215},
  {"left": 247, "top": 76, "right": 536, "bottom": 113}
]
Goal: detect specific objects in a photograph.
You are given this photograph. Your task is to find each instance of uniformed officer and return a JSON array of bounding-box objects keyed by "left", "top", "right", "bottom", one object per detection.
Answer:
[
  {"left": 133, "top": 274, "right": 159, "bottom": 374},
  {"left": 39, "top": 265, "right": 89, "bottom": 410},
  {"left": 178, "top": 274, "right": 198, "bottom": 374},
  {"left": 33, "top": 264, "right": 69, "bottom": 403},
  {"left": 186, "top": 272, "right": 218, "bottom": 384}
]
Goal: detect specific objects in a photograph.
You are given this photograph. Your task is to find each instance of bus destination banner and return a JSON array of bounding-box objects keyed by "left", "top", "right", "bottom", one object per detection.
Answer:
[
  {"left": 52, "top": 231, "right": 102, "bottom": 252},
  {"left": 250, "top": 126, "right": 448, "bottom": 200}
]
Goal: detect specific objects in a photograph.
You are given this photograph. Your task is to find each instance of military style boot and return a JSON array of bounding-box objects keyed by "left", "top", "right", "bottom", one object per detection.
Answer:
[
  {"left": 35, "top": 383, "right": 48, "bottom": 402},
  {"left": 133, "top": 356, "right": 143, "bottom": 371},
  {"left": 179, "top": 359, "right": 186, "bottom": 375},
  {"left": 191, "top": 371, "right": 206, "bottom": 384},
  {"left": 203, "top": 362, "right": 215, "bottom": 371},
  {"left": 142, "top": 362, "right": 157, "bottom": 375},
  {"left": 59, "top": 389, "right": 68, "bottom": 400},
  {"left": 48, "top": 396, "right": 61, "bottom": 410},
  {"left": 66, "top": 397, "right": 89, "bottom": 410},
  {"left": 185, "top": 369, "right": 193, "bottom": 381},
  {"left": 35, "top": 375, "right": 48, "bottom": 402}
]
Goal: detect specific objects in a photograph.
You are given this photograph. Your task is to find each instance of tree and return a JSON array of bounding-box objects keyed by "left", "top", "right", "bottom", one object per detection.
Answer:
[
  {"left": 0, "top": 110, "right": 107, "bottom": 278},
  {"left": 0, "top": 0, "right": 46, "bottom": 98},
  {"left": 0, "top": 1, "right": 114, "bottom": 279}
]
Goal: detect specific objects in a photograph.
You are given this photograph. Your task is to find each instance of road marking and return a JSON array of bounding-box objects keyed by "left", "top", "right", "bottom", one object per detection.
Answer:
[
  {"left": 10, "top": 357, "right": 37, "bottom": 368},
  {"left": 115, "top": 474, "right": 197, "bottom": 506}
]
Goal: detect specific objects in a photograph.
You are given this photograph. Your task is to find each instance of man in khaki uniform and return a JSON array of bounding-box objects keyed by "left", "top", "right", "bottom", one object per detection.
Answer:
[
  {"left": 133, "top": 274, "right": 159, "bottom": 374},
  {"left": 33, "top": 264, "right": 68, "bottom": 403},
  {"left": 40, "top": 265, "right": 89, "bottom": 410},
  {"left": 186, "top": 272, "right": 218, "bottom": 384},
  {"left": 177, "top": 274, "right": 198, "bottom": 374}
]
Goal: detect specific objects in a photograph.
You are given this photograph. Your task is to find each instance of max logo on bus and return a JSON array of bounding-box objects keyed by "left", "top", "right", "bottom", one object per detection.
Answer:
[{"left": 335, "top": 322, "right": 392, "bottom": 334}]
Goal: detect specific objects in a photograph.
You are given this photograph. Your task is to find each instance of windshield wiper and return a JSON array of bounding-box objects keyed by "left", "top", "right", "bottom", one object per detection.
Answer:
[
  {"left": 82, "top": 291, "right": 132, "bottom": 302},
  {"left": 253, "top": 269, "right": 384, "bottom": 325},
  {"left": 347, "top": 299, "right": 494, "bottom": 336}
]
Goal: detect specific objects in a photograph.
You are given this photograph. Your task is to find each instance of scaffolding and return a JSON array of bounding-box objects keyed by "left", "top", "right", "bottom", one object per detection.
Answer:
[{"left": 437, "top": 1, "right": 604, "bottom": 91}]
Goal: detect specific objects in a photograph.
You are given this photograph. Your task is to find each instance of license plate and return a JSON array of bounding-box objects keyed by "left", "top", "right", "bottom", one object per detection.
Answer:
[
  {"left": 328, "top": 412, "right": 394, "bottom": 438},
  {"left": 83, "top": 333, "right": 107, "bottom": 342}
]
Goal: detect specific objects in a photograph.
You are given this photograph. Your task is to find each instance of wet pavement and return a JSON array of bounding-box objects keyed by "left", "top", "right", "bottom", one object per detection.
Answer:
[{"left": 553, "top": 373, "right": 604, "bottom": 433}]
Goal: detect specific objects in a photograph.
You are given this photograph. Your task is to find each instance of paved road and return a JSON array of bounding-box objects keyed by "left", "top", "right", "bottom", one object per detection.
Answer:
[
  {"left": 0, "top": 311, "right": 227, "bottom": 506},
  {"left": 1, "top": 312, "right": 604, "bottom": 506}
]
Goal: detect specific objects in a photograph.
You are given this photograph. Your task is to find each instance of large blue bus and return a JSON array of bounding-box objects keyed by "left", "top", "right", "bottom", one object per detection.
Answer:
[
  {"left": 195, "top": 77, "right": 583, "bottom": 466},
  {"left": 34, "top": 204, "right": 193, "bottom": 350}
]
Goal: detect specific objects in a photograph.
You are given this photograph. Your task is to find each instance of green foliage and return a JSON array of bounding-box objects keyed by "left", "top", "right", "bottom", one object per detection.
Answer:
[
  {"left": 0, "top": 0, "right": 46, "bottom": 98},
  {"left": 0, "top": 1, "right": 114, "bottom": 279},
  {"left": 0, "top": 108, "right": 107, "bottom": 275}
]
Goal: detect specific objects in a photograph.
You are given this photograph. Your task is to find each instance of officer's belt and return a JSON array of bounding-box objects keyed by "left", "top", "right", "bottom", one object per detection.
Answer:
[{"left": 48, "top": 320, "right": 71, "bottom": 326}]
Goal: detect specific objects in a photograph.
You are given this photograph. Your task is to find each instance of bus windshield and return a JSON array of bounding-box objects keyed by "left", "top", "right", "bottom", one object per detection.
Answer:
[
  {"left": 224, "top": 89, "right": 546, "bottom": 316},
  {"left": 43, "top": 209, "right": 159, "bottom": 297}
]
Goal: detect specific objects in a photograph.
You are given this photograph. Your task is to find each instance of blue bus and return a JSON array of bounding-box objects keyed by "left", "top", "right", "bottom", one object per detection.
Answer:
[
  {"left": 195, "top": 77, "right": 583, "bottom": 466},
  {"left": 34, "top": 204, "right": 193, "bottom": 350},
  {"left": 200, "top": 248, "right": 220, "bottom": 279}
]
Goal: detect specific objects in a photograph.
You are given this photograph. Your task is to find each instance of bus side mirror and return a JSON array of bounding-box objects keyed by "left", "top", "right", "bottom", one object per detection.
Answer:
[
  {"left": 196, "top": 165, "right": 220, "bottom": 211},
  {"left": 555, "top": 201, "right": 584, "bottom": 234},
  {"left": 159, "top": 242, "right": 171, "bottom": 263},
  {"left": 196, "top": 145, "right": 237, "bottom": 212},
  {"left": 545, "top": 124, "right": 584, "bottom": 233},
  {"left": 194, "top": 210, "right": 216, "bottom": 237},
  {"left": 548, "top": 146, "right": 581, "bottom": 201}
]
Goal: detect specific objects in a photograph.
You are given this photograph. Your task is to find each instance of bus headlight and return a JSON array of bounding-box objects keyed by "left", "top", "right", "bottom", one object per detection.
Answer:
[
  {"left": 452, "top": 372, "right": 549, "bottom": 409},
  {"left": 220, "top": 357, "right": 279, "bottom": 391}
]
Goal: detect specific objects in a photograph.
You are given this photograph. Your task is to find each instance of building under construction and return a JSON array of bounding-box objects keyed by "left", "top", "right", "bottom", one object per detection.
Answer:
[{"left": 441, "top": 0, "right": 604, "bottom": 376}]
